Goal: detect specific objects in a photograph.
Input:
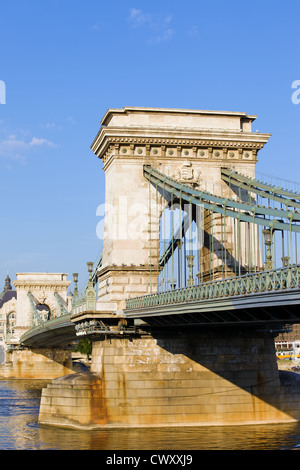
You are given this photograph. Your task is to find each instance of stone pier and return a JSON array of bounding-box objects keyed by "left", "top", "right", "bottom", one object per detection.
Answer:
[
  {"left": 38, "top": 326, "right": 300, "bottom": 429},
  {"left": 0, "top": 348, "right": 77, "bottom": 380}
]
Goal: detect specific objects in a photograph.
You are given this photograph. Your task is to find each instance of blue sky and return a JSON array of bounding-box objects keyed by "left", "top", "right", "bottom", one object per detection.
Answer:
[{"left": 0, "top": 0, "right": 299, "bottom": 292}]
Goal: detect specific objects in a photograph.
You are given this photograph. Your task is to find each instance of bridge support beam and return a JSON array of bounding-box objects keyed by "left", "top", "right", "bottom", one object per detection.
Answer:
[{"left": 38, "top": 326, "right": 300, "bottom": 429}]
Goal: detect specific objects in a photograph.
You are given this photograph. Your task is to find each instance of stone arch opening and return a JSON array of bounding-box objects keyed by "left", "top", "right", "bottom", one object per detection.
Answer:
[
  {"left": 158, "top": 199, "right": 202, "bottom": 291},
  {"left": 36, "top": 303, "right": 51, "bottom": 321}
]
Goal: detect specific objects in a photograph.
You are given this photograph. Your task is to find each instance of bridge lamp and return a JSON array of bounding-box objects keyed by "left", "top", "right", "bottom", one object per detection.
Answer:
[
  {"left": 186, "top": 254, "right": 195, "bottom": 286},
  {"left": 73, "top": 273, "right": 79, "bottom": 297},
  {"left": 282, "top": 256, "right": 290, "bottom": 267},
  {"left": 262, "top": 229, "right": 273, "bottom": 270},
  {"left": 87, "top": 262, "right": 94, "bottom": 280}
]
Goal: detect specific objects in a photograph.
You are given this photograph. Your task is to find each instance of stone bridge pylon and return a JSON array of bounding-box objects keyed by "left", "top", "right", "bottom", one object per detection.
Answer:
[
  {"left": 91, "top": 107, "right": 270, "bottom": 312},
  {"left": 0, "top": 273, "right": 77, "bottom": 379},
  {"left": 12, "top": 273, "right": 71, "bottom": 343}
]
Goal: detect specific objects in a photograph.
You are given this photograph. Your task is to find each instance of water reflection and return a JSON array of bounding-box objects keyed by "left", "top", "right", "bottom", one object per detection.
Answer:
[
  {"left": 1, "top": 379, "right": 300, "bottom": 450},
  {"left": 37, "top": 422, "right": 300, "bottom": 450}
]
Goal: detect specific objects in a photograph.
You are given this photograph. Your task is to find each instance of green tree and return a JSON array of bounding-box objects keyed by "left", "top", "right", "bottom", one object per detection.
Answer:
[{"left": 75, "top": 338, "right": 92, "bottom": 360}]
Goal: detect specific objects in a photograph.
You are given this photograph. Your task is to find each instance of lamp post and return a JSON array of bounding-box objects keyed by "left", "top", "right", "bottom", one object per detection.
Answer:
[
  {"left": 86, "top": 262, "right": 96, "bottom": 310},
  {"left": 186, "top": 254, "right": 195, "bottom": 286},
  {"left": 73, "top": 273, "right": 79, "bottom": 297},
  {"left": 262, "top": 229, "right": 273, "bottom": 270},
  {"left": 281, "top": 256, "right": 290, "bottom": 267},
  {"left": 87, "top": 262, "right": 94, "bottom": 282}
]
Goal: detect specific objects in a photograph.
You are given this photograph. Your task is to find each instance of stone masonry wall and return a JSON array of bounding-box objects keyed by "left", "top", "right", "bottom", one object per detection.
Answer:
[
  {"left": 38, "top": 329, "right": 300, "bottom": 429},
  {"left": 0, "top": 348, "right": 75, "bottom": 380}
]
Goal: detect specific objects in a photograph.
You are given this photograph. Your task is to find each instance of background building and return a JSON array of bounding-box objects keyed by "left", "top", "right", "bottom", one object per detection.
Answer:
[{"left": 0, "top": 275, "right": 17, "bottom": 362}]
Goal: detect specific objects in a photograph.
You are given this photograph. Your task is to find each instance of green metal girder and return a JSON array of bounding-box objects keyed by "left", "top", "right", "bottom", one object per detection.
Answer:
[
  {"left": 27, "top": 292, "right": 44, "bottom": 326},
  {"left": 221, "top": 168, "right": 300, "bottom": 200},
  {"left": 221, "top": 168, "right": 300, "bottom": 211},
  {"left": 144, "top": 166, "right": 300, "bottom": 233},
  {"left": 54, "top": 291, "right": 69, "bottom": 315}
]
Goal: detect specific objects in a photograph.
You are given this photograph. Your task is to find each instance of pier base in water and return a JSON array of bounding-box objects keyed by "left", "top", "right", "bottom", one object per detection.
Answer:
[
  {"left": 0, "top": 348, "right": 78, "bottom": 380},
  {"left": 38, "top": 328, "right": 300, "bottom": 429}
]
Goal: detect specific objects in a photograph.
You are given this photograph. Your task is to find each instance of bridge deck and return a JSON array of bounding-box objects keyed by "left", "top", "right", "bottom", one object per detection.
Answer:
[
  {"left": 20, "top": 313, "right": 76, "bottom": 348},
  {"left": 125, "top": 266, "right": 300, "bottom": 327},
  {"left": 125, "top": 289, "right": 300, "bottom": 328}
]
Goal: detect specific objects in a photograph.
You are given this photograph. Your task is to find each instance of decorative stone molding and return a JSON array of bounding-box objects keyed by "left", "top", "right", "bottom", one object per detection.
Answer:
[
  {"left": 13, "top": 283, "right": 69, "bottom": 291},
  {"left": 100, "top": 137, "right": 266, "bottom": 169},
  {"left": 92, "top": 107, "right": 270, "bottom": 170}
]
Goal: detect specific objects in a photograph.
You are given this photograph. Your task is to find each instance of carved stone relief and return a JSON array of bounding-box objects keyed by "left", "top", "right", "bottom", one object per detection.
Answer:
[{"left": 173, "top": 161, "right": 201, "bottom": 186}]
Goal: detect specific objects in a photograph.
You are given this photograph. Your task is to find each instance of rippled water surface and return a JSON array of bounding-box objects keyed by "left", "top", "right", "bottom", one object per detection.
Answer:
[{"left": 1, "top": 379, "right": 300, "bottom": 450}]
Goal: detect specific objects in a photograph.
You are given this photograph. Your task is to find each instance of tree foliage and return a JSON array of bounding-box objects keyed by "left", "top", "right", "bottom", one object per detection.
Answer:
[{"left": 75, "top": 338, "right": 92, "bottom": 359}]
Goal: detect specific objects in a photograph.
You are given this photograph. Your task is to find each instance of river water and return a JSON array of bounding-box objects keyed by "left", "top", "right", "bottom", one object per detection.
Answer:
[{"left": 1, "top": 378, "right": 300, "bottom": 451}]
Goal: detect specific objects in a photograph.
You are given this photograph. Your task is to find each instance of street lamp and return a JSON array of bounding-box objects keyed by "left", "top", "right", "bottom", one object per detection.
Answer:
[
  {"left": 262, "top": 229, "right": 273, "bottom": 270},
  {"left": 281, "top": 256, "right": 290, "bottom": 267},
  {"left": 73, "top": 273, "right": 79, "bottom": 297},
  {"left": 186, "top": 254, "right": 195, "bottom": 286},
  {"left": 87, "top": 262, "right": 94, "bottom": 281}
]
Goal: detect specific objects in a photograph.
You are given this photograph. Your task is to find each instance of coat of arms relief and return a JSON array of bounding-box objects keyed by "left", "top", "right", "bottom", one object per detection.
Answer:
[{"left": 172, "top": 161, "right": 201, "bottom": 188}]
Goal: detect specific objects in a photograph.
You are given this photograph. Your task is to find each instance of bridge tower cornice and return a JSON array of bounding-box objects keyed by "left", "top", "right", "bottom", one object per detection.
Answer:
[{"left": 91, "top": 107, "right": 271, "bottom": 171}]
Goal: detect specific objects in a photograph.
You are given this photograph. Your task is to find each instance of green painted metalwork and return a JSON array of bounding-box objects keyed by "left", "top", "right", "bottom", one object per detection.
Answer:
[
  {"left": 20, "top": 164, "right": 300, "bottom": 342},
  {"left": 91, "top": 253, "right": 102, "bottom": 286},
  {"left": 71, "top": 261, "right": 98, "bottom": 315},
  {"left": 144, "top": 166, "right": 300, "bottom": 232},
  {"left": 80, "top": 253, "right": 102, "bottom": 293},
  {"left": 125, "top": 265, "right": 300, "bottom": 310},
  {"left": 54, "top": 291, "right": 69, "bottom": 316},
  {"left": 221, "top": 168, "right": 300, "bottom": 209},
  {"left": 27, "top": 292, "right": 44, "bottom": 326},
  {"left": 72, "top": 289, "right": 95, "bottom": 315},
  {"left": 19, "top": 313, "right": 75, "bottom": 347}
]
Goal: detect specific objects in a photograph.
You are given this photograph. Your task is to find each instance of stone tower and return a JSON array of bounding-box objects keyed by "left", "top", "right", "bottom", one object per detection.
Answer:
[
  {"left": 13, "top": 273, "right": 70, "bottom": 341},
  {"left": 91, "top": 107, "right": 270, "bottom": 312}
]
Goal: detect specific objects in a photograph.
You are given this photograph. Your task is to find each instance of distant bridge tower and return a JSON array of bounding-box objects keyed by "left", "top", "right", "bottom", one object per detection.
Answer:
[
  {"left": 91, "top": 107, "right": 270, "bottom": 311},
  {"left": 12, "top": 273, "right": 71, "bottom": 344}
]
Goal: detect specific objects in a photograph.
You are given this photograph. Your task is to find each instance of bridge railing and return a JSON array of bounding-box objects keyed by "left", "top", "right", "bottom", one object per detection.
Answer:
[
  {"left": 19, "top": 313, "right": 75, "bottom": 347},
  {"left": 125, "top": 265, "right": 300, "bottom": 310},
  {"left": 71, "top": 291, "right": 89, "bottom": 315},
  {"left": 71, "top": 286, "right": 97, "bottom": 315},
  {"left": 70, "top": 261, "right": 98, "bottom": 315}
]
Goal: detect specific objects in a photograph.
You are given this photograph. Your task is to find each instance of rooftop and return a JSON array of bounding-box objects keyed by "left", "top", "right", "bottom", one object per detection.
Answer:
[{"left": 100, "top": 106, "right": 257, "bottom": 127}]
